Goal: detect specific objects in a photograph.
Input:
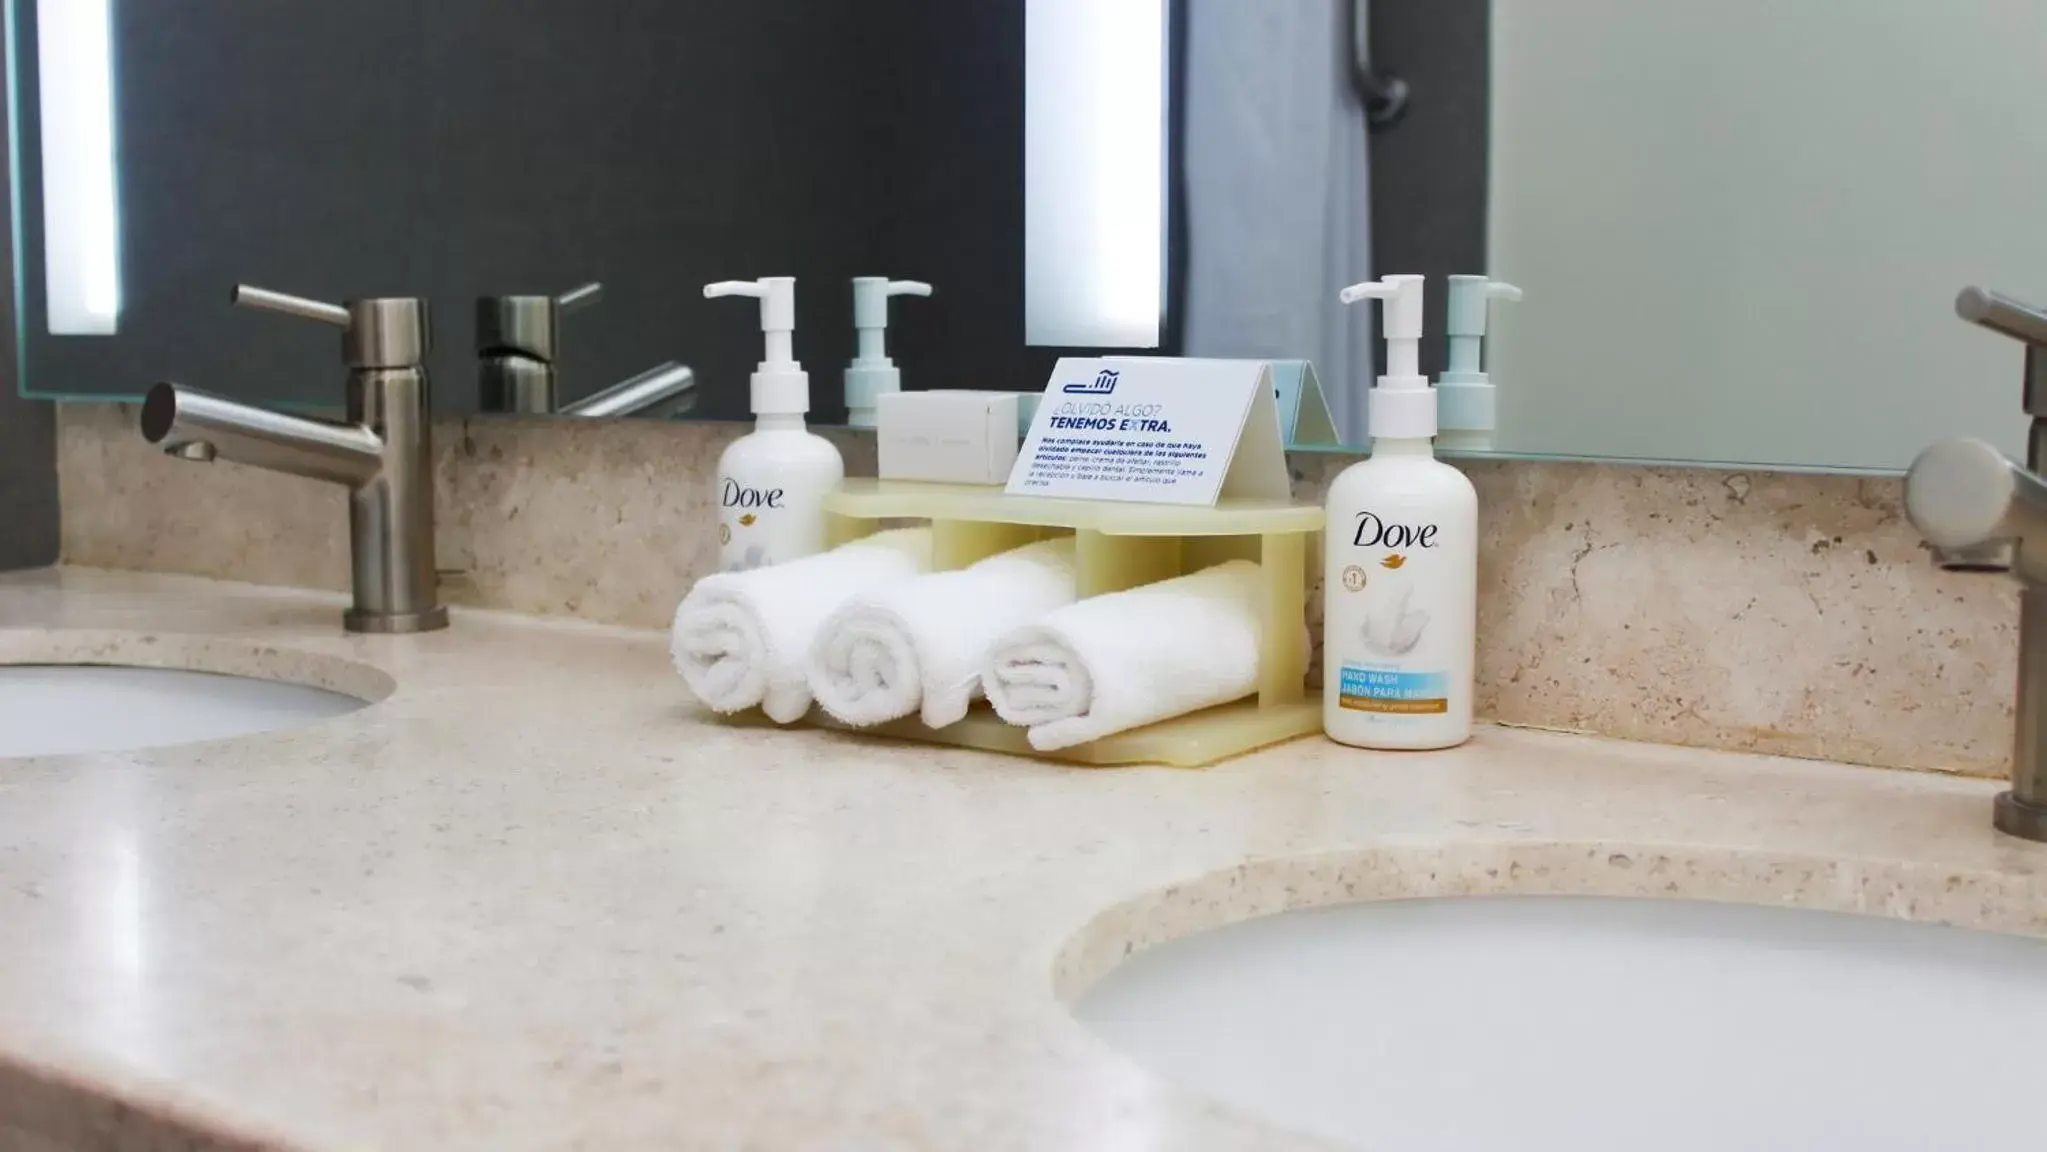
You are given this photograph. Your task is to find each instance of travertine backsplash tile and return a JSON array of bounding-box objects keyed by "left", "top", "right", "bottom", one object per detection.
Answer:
[
  {"left": 58, "top": 403, "right": 873, "bottom": 626},
  {"left": 57, "top": 401, "right": 350, "bottom": 591},
  {"left": 1293, "top": 455, "right": 2016, "bottom": 775},
  {"left": 436, "top": 415, "right": 734, "bottom": 624},
  {"left": 57, "top": 403, "right": 2015, "bottom": 777}
]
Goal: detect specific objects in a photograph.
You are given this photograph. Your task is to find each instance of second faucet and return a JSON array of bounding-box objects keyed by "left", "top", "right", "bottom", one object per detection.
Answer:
[{"left": 475, "top": 282, "right": 696, "bottom": 418}]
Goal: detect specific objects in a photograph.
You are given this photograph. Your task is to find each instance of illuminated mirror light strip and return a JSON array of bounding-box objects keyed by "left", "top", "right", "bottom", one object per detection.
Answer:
[
  {"left": 1024, "top": 0, "right": 1166, "bottom": 348},
  {"left": 37, "top": 0, "right": 120, "bottom": 334}
]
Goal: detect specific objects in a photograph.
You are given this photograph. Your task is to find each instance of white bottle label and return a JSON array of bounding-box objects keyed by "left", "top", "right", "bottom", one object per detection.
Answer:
[
  {"left": 1329, "top": 508, "right": 1468, "bottom": 724},
  {"left": 717, "top": 472, "right": 811, "bottom": 572}
]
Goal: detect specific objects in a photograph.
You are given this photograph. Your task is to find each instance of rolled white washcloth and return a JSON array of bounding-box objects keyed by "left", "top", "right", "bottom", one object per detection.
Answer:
[
  {"left": 983, "top": 559, "right": 1269, "bottom": 751},
  {"left": 807, "top": 536, "right": 1079, "bottom": 729},
  {"left": 670, "top": 527, "right": 932, "bottom": 723}
]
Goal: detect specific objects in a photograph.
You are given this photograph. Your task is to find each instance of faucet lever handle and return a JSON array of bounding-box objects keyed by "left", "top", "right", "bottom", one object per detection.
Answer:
[
  {"left": 1906, "top": 438, "right": 2047, "bottom": 580},
  {"left": 233, "top": 284, "right": 352, "bottom": 328},
  {"left": 1957, "top": 287, "right": 2047, "bottom": 348},
  {"left": 238, "top": 285, "right": 427, "bottom": 369},
  {"left": 554, "top": 282, "right": 603, "bottom": 314},
  {"left": 1957, "top": 285, "right": 2047, "bottom": 435}
]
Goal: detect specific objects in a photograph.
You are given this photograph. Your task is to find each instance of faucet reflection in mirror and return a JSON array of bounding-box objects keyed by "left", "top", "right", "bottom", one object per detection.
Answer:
[
  {"left": 138, "top": 284, "right": 448, "bottom": 634},
  {"left": 476, "top": 282, "right": 698, "bottom": 418},
  {"left": 1904, "top": 286, "right": 2047, "bottom": 842}
]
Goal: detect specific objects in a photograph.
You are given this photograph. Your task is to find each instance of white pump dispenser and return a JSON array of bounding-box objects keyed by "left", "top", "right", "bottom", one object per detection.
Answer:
[
  {"left": 1337, "top": 274, "right": 1435, "bottom": 441},
  {"left": 844, "top": 277, "right": 932, "bottom": 427},
  {"left": 1437, "top": 276, "right": 1522, "bottom": 451},
  {"left": 1322, "top": 275, "right": 1477, "bottom": 750},
  {"left": 704, "top": 276, "right": 844, "bottom": 571},
  {"left": 705, "top": 276, "right": 809, "bottom": 417}
]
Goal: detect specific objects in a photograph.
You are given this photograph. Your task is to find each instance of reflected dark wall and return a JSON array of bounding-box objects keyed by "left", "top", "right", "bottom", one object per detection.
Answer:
[
  {"left": 1368, "top": 0, "right": 1490, "bottom": 380},
  {"left": 0, "top": 60, "right": 57, "bottom": 572},
  {"left": 16, "top": 0, "right": 1080, "bottom": 421}
]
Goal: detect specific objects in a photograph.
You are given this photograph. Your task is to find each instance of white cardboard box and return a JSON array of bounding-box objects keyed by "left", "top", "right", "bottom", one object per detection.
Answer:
[{"left": 876, "top": 391, "right": 1023, "bottom": 485}]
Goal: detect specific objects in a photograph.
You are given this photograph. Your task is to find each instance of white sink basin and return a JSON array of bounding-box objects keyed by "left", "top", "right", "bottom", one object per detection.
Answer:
[
  {"left": 1075, "top": 895, "right": 2047, "bottom": 1151},
  {"left": 0, "top": 665, "right": 367, "bottom": 757}
]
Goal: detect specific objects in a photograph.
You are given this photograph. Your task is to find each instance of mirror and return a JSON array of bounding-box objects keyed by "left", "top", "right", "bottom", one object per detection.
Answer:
[
  {"left": 9, "top": 1, "right": 2040, "bottom": 473},
  {"left": 8, "top": 0, "right": 1072, "bottom": 422},
  {"left": 1483, "top": 0, "right": 2045, "bottom": 472},
  {"left": 1072, "top": 0, "right": 2043, "bottom": 471}
]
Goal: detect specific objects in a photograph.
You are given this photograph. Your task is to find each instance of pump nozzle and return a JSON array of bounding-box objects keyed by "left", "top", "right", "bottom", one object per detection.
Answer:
[
  {"left": 705, "top": 277, "right": 797, "bottom": 364},
  {"left": 705, "top": 276, "right": 808, "bottom": 416},
  {"left": 1438, "top": 275, "right": 1524, "bottom": 451},
  {"left": 850, "top": 278, "right": 931, "bottom": 361},
  {"left": 1339, "top": 274, "right": 1433, "bottom": 443},
  {"left": 844, "top": 277, "right": 934, "bottom": 427},
  {"left": 1444, "top": 276, "right": 1521, "bottom": 369},
  {"left": 1340, "top": 275, "right": 1425, "bottom": 378}
]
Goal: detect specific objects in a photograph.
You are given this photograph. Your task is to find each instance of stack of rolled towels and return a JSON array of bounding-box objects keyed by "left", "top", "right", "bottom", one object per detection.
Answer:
[
  {"left": 670, "top": 529, "right": 1275, "bottom": 750},
  {"left": 670, "top": 527, "right": 934, "bottom": 723}
]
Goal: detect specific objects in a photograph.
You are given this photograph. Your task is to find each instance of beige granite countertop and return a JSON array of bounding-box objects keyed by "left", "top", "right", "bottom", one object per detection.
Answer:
[{"left": 1, "top": 567, "right": 2044, "bottom": 1151}]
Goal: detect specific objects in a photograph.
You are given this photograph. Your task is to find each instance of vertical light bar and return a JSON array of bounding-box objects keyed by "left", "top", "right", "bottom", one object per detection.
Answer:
[
  {"left": 1025, "top": 0, "right": 1166, "bottom": 348},
  {"left": 37, "top": 0, "right": 120, "bottom": 334}
]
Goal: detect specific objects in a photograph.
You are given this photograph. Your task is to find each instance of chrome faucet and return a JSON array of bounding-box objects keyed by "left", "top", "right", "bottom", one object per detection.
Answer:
[
  {"left": 1904, "top": 286, "right": 2047, "bottom": 842},
  {"left": 476, "top": 282, "right": 697, "bottom": 418},
  {"left": 140, "top": 285, "right": 448, "bottom": 634}
]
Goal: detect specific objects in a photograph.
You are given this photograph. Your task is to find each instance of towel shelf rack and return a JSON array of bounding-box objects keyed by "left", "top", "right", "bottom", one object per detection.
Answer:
[{"left": 721, "top": 480, "right": 1325, "bottom": 768}]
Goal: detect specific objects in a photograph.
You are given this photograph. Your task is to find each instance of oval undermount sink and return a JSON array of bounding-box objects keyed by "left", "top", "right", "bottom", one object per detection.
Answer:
[
  {"left": 0, "top": 665, "right": 368, "bottom": 757},
  {"left": 1076, "top": 895, "right": 2047, "bottom": 1152}
]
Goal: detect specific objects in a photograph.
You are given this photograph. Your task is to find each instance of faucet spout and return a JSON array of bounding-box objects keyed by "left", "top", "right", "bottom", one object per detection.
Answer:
[
  {"left": 144, "top": 289, "right": 445, "bottom": 634},
  {"left": 559, "top": 362, "right": 697, "bottom": 419},
  {"left": 142, "top": 382, "right": 382, "bottom": 488}
]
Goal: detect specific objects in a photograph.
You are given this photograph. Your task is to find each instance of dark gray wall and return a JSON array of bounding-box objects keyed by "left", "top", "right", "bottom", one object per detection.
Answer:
[
  {"left": 1369, "top": 0, "right": 1490, "bottom": 379},
  {"left": 1, "top": 45, "right": 57, "bottom": 573},
  {"left": 0, "top": 383, "right": 56, "bottom": 573},
  {"left": 18, "top": 1, "right": 888, "bottom": 420},
  {"left": 12, "top": 0, "right": 1087, "bottom": 422}
]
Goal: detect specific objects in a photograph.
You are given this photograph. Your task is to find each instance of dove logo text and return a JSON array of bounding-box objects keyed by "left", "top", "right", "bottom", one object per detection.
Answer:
[
  {"left": 721, "top": 478, "right": 786, "bottom": 510},
  {"left": 1352, "top": 511, "right": 1439, "bottom": 550}
]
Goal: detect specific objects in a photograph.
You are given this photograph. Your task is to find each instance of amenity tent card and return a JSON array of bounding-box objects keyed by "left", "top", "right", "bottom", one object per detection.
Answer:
[{"left": 1005, "top": 356, "right": 1290, "bottom": 506}]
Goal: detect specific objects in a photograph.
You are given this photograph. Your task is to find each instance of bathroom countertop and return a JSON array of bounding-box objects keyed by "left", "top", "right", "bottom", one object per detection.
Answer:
[{"left": 1, "top": 566, "right": 2043, "bottom": 1151}]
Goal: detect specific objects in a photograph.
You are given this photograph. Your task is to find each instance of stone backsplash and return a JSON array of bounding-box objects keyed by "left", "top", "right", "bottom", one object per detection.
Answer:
[{"left": 55, "top": 403, "right": 2015, "bottom": 777}]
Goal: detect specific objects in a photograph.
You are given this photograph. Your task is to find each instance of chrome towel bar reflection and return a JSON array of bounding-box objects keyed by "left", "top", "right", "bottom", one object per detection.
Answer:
[{"left": 1348, "top": 0, "right": 1408, "bottom": 129}]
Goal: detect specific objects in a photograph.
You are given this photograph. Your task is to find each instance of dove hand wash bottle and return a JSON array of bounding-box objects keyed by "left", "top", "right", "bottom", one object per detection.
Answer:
[
  {"left": 702, "top": 276, "right": 844, "bottom": 572},
  {"left": 1324, "top": 276, "right": 1477, "bottom": 750}
]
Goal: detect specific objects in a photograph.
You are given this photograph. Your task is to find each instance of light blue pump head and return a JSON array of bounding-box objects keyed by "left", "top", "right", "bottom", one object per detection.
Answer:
[
  {"left": 845, "top": 277, "right": 933, "bottom": 427},
  {"left": 1438, "top": 276, "right": 1522, "bottom": 448}
]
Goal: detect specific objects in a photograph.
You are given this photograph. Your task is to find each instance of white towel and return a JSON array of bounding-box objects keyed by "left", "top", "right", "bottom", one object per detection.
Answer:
[
  {"left": 807, "top": 536, "right": 1080, "bottom": 729},
  {"left": 671, "top": 528, "right": 932, "bottom": 723},
  {"left": 983, "top": 559, "right": 1268, "bottom": 751}
]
